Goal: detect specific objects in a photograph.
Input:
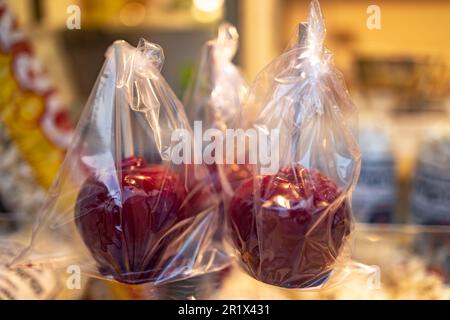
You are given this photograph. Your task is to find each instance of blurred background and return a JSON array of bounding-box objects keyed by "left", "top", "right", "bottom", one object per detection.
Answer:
[
  {"left": 0, "top": 0, "right": 449, "bottom": 299},
  {"left": 10, "top": 0, "right": 450, "bottom": 109},
  {"left": 7, "top": 0, "right": 450, "bottom": 222}
]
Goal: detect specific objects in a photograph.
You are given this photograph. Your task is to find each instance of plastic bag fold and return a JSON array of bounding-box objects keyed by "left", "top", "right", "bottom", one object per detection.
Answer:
[
  {"left": 184, "top": 22, "right": 248, "bottom": 131},
  {"left": 12, "top": 39, "right": 228, "bottom": 285},
  {"left": 220, "top": 0, "right": 363, "bottom": 289}
]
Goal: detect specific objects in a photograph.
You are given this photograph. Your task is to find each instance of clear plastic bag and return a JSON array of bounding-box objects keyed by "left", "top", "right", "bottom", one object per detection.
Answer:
[
  {"left": 12, "top": 39, "right": 228, "bottom": 285},
  {"left": 183, "top": 22, "right": 248, "bottom": 132},
  {"left": 210, "top": 261, "right": 381, "bottom": 300},
  {"left": 220, "top": 0, "right": 362, "bottom": 289},
  {"left": 0, "top": 215, "right": 88, "bottom": 300},
  {"left": 182, "top": 22, "right": 250, "bottom": 202}
]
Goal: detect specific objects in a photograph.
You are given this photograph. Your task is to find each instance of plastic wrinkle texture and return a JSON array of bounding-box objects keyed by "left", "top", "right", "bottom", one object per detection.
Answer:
[
  {"left": 183, "top": 22, "right": 250, "bottom": 195},
  {"left": 12, "top": 38, "right": 228, "bottom": 285},
  {"left": 221, "top": 0, "right": 364, "bottom": 289},
  {"left": 229, "top": 165, "right": 351, "bottom": 288},
  {"left": 184, "top": 22, "right": 248, "bottom": 133}
]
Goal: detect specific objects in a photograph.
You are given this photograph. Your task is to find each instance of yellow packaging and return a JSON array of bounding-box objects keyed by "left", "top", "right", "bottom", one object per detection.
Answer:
[{"left": 0, "top": 1, "right": 73, "bottom": 214}]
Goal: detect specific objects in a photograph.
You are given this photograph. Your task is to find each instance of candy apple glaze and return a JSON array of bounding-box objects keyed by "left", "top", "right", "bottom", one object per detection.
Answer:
[
  {"left": 228, "top": 165, "right": 351, "bottom": 288},
  {"left": 75, "top": 157, "right": 211, "bottom": 284}
]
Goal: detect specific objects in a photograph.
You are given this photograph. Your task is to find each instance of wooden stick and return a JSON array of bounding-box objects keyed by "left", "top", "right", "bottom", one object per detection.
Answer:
[
  {"left": 298, "top": 22, "right": 308, "bottom": 46},
  {"left": 114, "top": 44, "right": 135, "bottom": 159},
  {"left": 120, "top": 98, "right": 134, "bottom": 159}
]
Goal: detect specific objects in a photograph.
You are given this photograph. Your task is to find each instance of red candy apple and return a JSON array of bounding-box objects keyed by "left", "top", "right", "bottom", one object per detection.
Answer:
[
  {"left": 207, "top": 163, "right": 254, "bottom": 193},
  {"left": 75, "top": 156, "right": 210, "bottom": 284},
  {"left": 228, "top": 165, "right": 351, "bottom": 288}
]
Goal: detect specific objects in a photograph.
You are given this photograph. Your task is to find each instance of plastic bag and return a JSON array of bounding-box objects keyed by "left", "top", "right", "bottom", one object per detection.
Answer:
[
  {"left": 210, "top": 261, "right": 381, "bottom": 300},
  {"left": 0, "top": 215, "right": 87, "bottom": 300},
  {"left": 220, "top": 0, "right": 362, "bottom": 289},
  {"left": 183, "top": 22, "right": 248, "bottom": 131},
  {"left": 12, "top": 39, "right": 228, "bottom": 285},
  {"left": 183, "top": 22, "right": 250, "bottom": 196},
  {"left": 114, "top": 23, "right": 249, "bottom": 299},
  {"left": 0, "top": 241, "right": 88, "bottom": 299}
]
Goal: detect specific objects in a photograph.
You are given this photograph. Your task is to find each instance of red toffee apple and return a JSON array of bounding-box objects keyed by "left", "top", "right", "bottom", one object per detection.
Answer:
[
  {"left": 207, "top": 163, "right": 254, "bottom": 193},
  {"left": 75, "top": 157, "right": 213, "bottom": 284},
  {"left": 228, "top": 165, "right": 352, "bottom": 288}
]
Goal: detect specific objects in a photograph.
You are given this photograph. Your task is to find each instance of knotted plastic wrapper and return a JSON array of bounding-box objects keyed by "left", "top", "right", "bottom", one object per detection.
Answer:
[
  {"left": 12, "top": 39, "right": 229, "bottom": 285},
  {"left": 219, "top": 0, "right": 376, "bottom": 289},
  {"left": 183, "top": 22, "right": 248, "bottom": 131},
  {"left": 183, "top": 22, "right": 249, "bottom": 198}
]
